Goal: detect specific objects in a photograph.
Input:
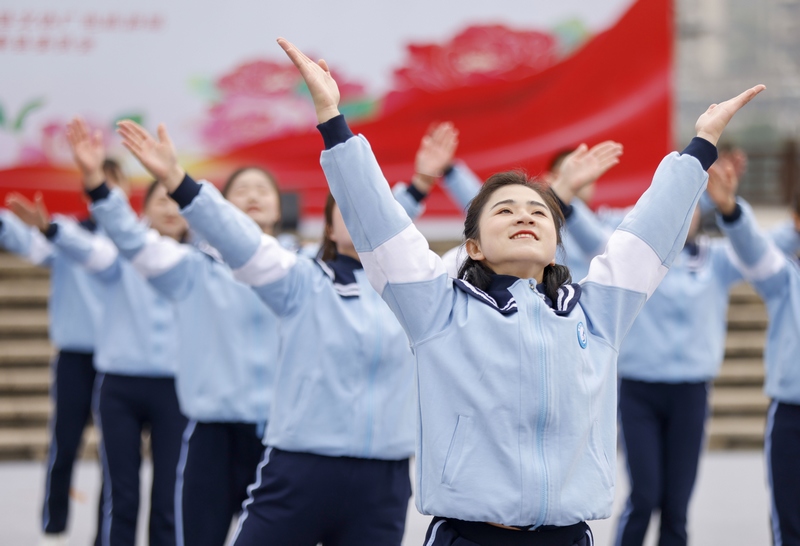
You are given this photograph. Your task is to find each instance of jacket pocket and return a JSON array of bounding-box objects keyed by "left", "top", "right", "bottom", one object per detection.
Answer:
[{"left": 441, "top": 415, "right": 472, "bottom": 486}]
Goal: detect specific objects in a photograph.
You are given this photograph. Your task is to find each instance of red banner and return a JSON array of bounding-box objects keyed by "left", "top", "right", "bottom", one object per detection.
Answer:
[{"left": 0, "top": 0, "right": 671, "bottom": 219}]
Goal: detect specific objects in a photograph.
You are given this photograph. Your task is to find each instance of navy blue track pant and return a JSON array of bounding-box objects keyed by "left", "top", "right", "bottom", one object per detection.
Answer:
[
  {"left": 94, "top": 373, "right": 187, "bottom": 546},
  {"left": 615, "top": 379, "right": 708, "bottom": 546},
  {"left": 766, "top": 401, "right": 800, "bottom": 546},
  {"left": 424, "top": 518, "right": 594, "bottom": 546},
  {"left": 174, "top": 420, "right": 265, "bottom": 546},
  {"left": 42, "top": 350, "right": 102, "bottom": 543},
  {"left": 231, "top": 447, "right": 411, "bottom": 546}
]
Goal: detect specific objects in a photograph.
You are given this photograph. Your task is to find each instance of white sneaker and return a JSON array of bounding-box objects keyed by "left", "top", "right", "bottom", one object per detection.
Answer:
[{"left": 39, "top": 533, "right": 67, "bottom": 546}]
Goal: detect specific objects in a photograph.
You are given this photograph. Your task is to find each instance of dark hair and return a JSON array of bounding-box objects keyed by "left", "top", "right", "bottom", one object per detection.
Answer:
[
  {"left": 143, "top": 179, "right": 162, "bottom": 206},
  {"left": 457, "top": 171, "right": 572, "bottom": 304},
  {"left": 548, "top": 148, "right": 575, "bottom": 174},
  {"left": 222, "top": 166, "right": 282, "bottom": 232},
  {"left": 102, "top": 158, "right": 125, "bottom": 183},
  {"left": 320, "top": 193, "right": 338, "bottom": 261}
]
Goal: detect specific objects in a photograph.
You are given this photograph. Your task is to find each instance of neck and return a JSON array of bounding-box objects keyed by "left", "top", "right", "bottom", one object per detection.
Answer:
[
  {"left": 484, "top": 261, "right": 544, "bottom": 283},
  {"left": 335, "top": 245, "right": 360, "bottom": 262}
]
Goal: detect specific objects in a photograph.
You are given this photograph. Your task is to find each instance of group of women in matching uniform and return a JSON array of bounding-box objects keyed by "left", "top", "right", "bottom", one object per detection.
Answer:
[{"left": 0, "top": 35, "right": 796, "bottom": 546}]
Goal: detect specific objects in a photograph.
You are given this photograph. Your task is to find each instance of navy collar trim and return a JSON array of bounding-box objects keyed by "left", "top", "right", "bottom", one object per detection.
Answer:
[
  {"left": 316, "top": 254, "right": 363, "bottom": 298},
  {"left": 454, "top": 274, "right": 581, "bottom": 316},
  {"left": 683, "top": 236, "right": 709, "bottom": 272}
]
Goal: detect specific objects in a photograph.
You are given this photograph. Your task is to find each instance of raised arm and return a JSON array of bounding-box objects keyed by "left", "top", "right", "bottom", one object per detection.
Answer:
[
  {"left": 115, "top": 119, "right": 304, "bottom": 315},
  {"left": 279, "top": 38, "right": 453, "bottom": 340},
  {"left": 710, "top": 158, "right": 789, "bottom": 289},
  {"left": 5, "top": 192, "right": 119, "bottom": 278},
  {"left": 578, "top": 85, "right": 765, "bottom": 348},
  {"left": 0, "top": 207, "right": 55, "bottom": 266},
  {"left": 64, "top": 117, "right": 193, "bottom": 297}
]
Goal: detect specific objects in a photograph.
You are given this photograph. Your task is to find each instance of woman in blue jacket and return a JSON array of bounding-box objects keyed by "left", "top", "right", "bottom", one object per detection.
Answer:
[
  {"left": 64, "top": 118, "right": 284, "bottom": 546},
  {"left": 10, "top": 127, "right": 188, "bottom": 546},
  {"left": 112, "top": 117, "right": 449, "bottom": 545},
  {"left": 277, "top": 38, "right": 763, "bottom": 545},
  {"left": 711, "top": 159, "right": 800, "bottom": 546}
]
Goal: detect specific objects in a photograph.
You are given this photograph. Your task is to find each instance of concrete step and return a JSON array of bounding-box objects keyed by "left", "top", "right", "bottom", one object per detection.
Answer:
[
  {"left": 0, "top": 253, "right": 49, "bottom": 279},
  {"left": 0, "top": 279, "right": 50, "bottom": 307},
  {"left": 0, "top": 309, "right": 49, "bottom": 338},
  {"left": 724, "top": 331, "right": 766, "bottom": 358},
  {"left": 0, "top": 369, "right": 50, "bottom": 394},
  {"left": 715, "top": 359, "right": 764, "bottom": 386},
  {"left": 727, "top": 304, "right": 768, "bottom": 330},
  {"left": 0, "top": 426, "right": 98, "bottom": 461},
  {"left": 0, "top": 397, "right": 51, "bottom": 424},
  {"left": 729, "top": 283, "right": 763, "bottom": 304},
  {"left": 707, "top": 416, "right": 765, "bottom": 450},
  {"left": 0, "top": 339, "right": 54, "bottom": 366},
  {"left": 710, "top": 387, "right": 770, "bottom": 415}
]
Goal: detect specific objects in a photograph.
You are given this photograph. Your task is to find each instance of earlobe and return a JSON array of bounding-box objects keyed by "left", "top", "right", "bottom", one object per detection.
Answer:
[{"left": 465, "top": 239, "right": 484, "bottom": 261}]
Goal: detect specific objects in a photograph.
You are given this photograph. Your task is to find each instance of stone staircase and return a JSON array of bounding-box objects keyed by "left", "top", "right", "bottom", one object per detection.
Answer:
[
  {"left": 0, "top": 251, "right": 771, "bottom": 459},
  {"left": 0, "top": 251, "right": 97, "bottom": 460}
]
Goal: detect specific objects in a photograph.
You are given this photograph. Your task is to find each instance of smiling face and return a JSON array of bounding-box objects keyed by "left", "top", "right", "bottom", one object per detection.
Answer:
[
  {"left": 466, "top": 183, "right": 559, "bottom": 282},
  {"left": 224, "top": 168, "right": 281, "bottom": 234}
]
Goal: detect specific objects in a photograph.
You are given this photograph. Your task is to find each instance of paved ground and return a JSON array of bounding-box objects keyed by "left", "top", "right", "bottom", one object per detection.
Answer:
[{"left": 0, "top": 450, "right": 771, "bottom": 545}]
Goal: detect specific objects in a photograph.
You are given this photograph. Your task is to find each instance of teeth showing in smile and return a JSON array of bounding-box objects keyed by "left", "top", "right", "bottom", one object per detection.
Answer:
[{"left": 511, "top": 233, "right": 535, "bottom": 239}]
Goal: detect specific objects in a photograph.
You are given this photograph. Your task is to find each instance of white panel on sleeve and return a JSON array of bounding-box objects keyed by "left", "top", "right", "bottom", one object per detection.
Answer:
[
  {"left": 84, "top": 236, "right": 119, "bottom": 272},
  {"left": 130, "top": 230, "right": 190, "bottom": 278},
  {"left": 27, "top": 230, "right": 55, "bottom": 265},
  {"left": 359, "top": 224, "right": 448, "bottom": 293},
  {"left": 583, "top": 230, "right": 668, "bottom": 299},
  {"left": 725, "top": 243, "right": 786, "bottom": 282},
  {"left": 232, "top": 234, "right": 297, "bottom": 287}
]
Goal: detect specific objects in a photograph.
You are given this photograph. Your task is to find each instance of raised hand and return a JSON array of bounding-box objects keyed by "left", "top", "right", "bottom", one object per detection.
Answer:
[
  {"left": 116, "top": 120, "right": 185, "bottom": 192},
  {"left": 695, "top": 85, "right": 766, "bottom": 146},
  {"left": 412, "top": 122, "right": 460, "bottom": 193},
  {"left": 550, "top": 140, "right": 623, "bottom": 203},
  {"left": 5, "top": 192, "right": 50, "bottom": 233},
  {"left": 277, "top": 38, "right": 340, "bottom": 124},
  {"left": 65, "top": 117, "right": 105, "bottom": 190},
  {"left": 707, "top": 158, "right": 739, "bottom": 215}
]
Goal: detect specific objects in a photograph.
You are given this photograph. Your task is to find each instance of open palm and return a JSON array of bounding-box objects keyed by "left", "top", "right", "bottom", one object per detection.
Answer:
[
  {"left": 66, "top": 118, "right": 105, "bottom": 188},
  {"left": 278, "top": 38, "right": 341, "bottom": 124},
  {"left": 695, "top": 85, "right": 766, "bottom": 146},
  {"left": 117, "top": 120, "right": 185, "bottom": 190}
]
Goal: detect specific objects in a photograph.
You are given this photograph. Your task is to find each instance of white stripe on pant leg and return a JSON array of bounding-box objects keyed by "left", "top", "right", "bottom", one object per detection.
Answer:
[
  {"left": 230, "top": 446, "right": 273, "bottom": 544},
  {"left": 765, "top": 400, "right": 783, "bottom": 546},
  {"left": 424, "top": 520, "right": 446, "bottom": 546},
  {"left": 42, "top": 353, "right": 60, "bottom": 530},
  {"left": 92, "top": 373, "right": 113, "bottom": 546},
  {"left": 585, "top": 527, "right": 594, "bottom": 546},
  {"left": 175, "top": 420, "right": 197, "bottom": 546}
]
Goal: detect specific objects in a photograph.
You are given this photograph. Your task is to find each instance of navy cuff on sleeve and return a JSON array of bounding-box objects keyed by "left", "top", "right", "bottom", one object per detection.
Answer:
[
  {"left": 443, "top": 164, "right": 455, "bottom": 177},
  {"left": 44, "top": 222, "right": 59, "bottom": 240},
  {"left": 552, "top": 193, "right": 574, "bottom": 220},
  {"left": 86, "top": 182, "right": 110, "bottom": 202},
  {"left": 407, "top": 183, "right": 427, "bottom": 203},
  {"left": 720, "top": 202, "right": 743, "bottom": 224},
  {"left": 317, "top": 115, "right": 354, "bottom": 150},
  {"left": 168, "top": 174, "right": 202, "bottom": 209},
  {"left": 680, "top": 137, "right": 718, "bottom": 171}
]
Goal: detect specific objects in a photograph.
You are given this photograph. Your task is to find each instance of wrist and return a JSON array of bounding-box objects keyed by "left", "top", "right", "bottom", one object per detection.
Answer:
[
  {"left": 316, "top": 106, "right": 341, "bottom": 125},
  {"left": 716, "top": 197, "right": 737, "bottom": 216},
  {"left": 411, "top": 173, "right": 436, "bottom": 195},
  {"left": 83, "top": 169, "right": 105, "bottom": 191},
  {"left": 38, "top": 220, "right": 54, "bottom": 235},
  {"left": 162, "top": 166, "right": 186, "bottom": 192},
  {"left": 695, "top": 130, "right": 718, "bottom": 147}
]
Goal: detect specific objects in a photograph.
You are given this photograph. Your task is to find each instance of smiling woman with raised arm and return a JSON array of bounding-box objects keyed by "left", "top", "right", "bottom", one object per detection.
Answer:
[{"left": 278, "top": 37, "right": 764, "bottom": 546}]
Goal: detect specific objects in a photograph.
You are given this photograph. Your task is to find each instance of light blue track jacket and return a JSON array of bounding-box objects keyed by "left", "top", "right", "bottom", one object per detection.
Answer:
[
  {"left": 44, "top": 212, "right": 177, "bottom": 377},
  {"left": 89, "top": 186, "right": 276, "bottom": 423},
  {"left": 171, "top": 178, "right": 415, "bottom": 460},
  {"left": 318, "top": 115, "right": 712, "bottom": 526},
  {"left": 0, "top": 210, "right": 104, "bottom": 353},
  {"left": 718, "top": 202, "right": 800, "bottom": 405}
]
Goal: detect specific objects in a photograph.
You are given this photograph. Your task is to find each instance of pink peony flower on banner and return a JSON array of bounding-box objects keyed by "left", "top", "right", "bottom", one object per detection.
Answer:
[
  {"left": 201, "top": 58, "right": 371, "bottom": 150},
  {"left": 201, "top": 94, "right": 318, "bottom": 151},
  {"left": 392, "top": 25, "right": 559, "bottom": 92}
]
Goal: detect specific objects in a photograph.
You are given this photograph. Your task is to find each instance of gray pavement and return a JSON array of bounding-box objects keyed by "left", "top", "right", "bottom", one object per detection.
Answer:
[{"left": 0, "top": 450, "right": 771, "bottom": 545}]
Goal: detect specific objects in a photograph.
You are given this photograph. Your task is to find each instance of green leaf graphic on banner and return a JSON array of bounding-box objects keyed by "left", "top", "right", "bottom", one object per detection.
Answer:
[
  {"left": 12, "top": 98, "right": 45, "bottom": 132},
  {"left": 0, "top": 102, "right": 5, "bottom": 128},
  {"left": 114, "top": 112, "right": 145, "bottom": 126}
]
